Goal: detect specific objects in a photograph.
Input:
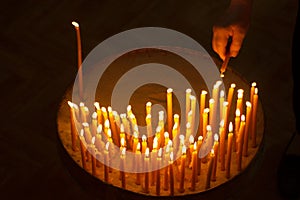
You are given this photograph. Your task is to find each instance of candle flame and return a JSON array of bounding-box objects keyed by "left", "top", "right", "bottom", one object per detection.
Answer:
[
  {"left": 105, "top": 142, "right": 110, "bottom": 151},
  {"left": 120, "top": 113, "right": 126, "bottom": 119},
  {"left": 246, "top": 101, "right": 252, "bottom": 107},
  {"left": 156, "top": 125, "right": 161, "bottom": 133},
  {"left": 133, "top": 131, "right": 138, "bottom": 139},
  {"left": 188, "top": 110, "right": 193, "bottom": 116},
  {"left": 92, "top": 112, "right": 97, "bottom": 119},
  {"left": 220, "top": 119, "right": 224, "bottom": 127},
  {"left": 223, "top": 101, "right": 229, "bottom": 107},
  {"left": 121, "top": 147, "right": 126, "bottom": 156},
  {"left": 190, "top": 95, "right": 196, "bottom": 101},
  {"left": 204, "top": 108, "right": 210, "bottom": 113},
  {"left": 206, "top": 125, "right": 212, "bottom": 132},
  {"left": 133, "top": 124, "right": 138, "bottom": 132},
  {"left": 170, "top": 152, "right": 174, "bottom": 161},
  {"left": 209, "top": 98, "right": 215, "bottom": 104},
  {"left": 186, "top": 88, "right": 191, "bottom": 94},
  {"left": 174, "top": 114, "right": 179, "bottom": 119},
  {"left": 72, "top": 21, "right": 79, "bottom": 28},
  {"left": 179, "top": 134, "right": 185, "bottom": 145},
  {"left": 79, "top": 102, "right": 85, "bottom": 107},
  {"left": 84, "top": 106, "right": 89, "bottom": 113},
  {"left": 137, "top": 143, "right": 141, "bottom": 151},
  {"left": 159, "top": 111, "right": 164, "bottom": 121},
  {"left": 186, "top": 122, "right": 191, "bottom": 129},
  {"left": 80, "top": 129, "right": 84, "bottom": 137},
  {"left": 189, "top": 135, "right": 194, "bottom": 144},
  {"left": 241, "top": 114, "right": 246, "bottom": 122},
  {"left": 146, "top": 101, "right": 152, "bottom": 107},
  {"left": 255, "top": 88, "right": 258, "bottom": 94},
  {"left": 236, "top": 109, "right": 241, "bottom": 117},
  {"left": 146, "top": 114, "right": 151, "bottom": 120},
  {"left": 167, "top": 88, "right": 173, "bottom": 93},
  {"left": 142, "top": 135, "right": 147, "bottom": 142},
  {"left": 230, "top": 83, "right": 236, "bottom": 88},
  {"left": 168, "top": 140, "right": 173, "bottom": 148},
  {"left": 107, "top": 106, "right": 112, "bottom": 113},
  {"left": 229, "top": 122, "right": 233, "bottom": 132},
  {"left": 158, "top": 148, "right": 163, "bottom": 157},
  {"left": 211, "top": 149, "right": 215, "bottom": 155},
  {"left": 127, "top": 105, "right": 132, "bottom": 112},
  {"left": 121, "top": 137, "right": 125, "bottom": 147},
  {"left": 97, "top": 124, "right": 102, "bottom": 134},
  {"left": 201, "top": 90, "right": 208, "bottom": 95},
  {"left": 92, "top": 136, "right": 95, "bottom": 145},
  {"left": 220, "top": 90, "right": 225, "bottom": 98},
  {"left": 164, "top": 132, "right": 169, "bottom": 139},
  {"left": 120, "top": 124, "right": 125, "bottom": 132},
  {"left": 198, "top": 136, "right": 203, "bottom": 141},
  {"left": 182, "top": 145, "right": 187, "bottom": 154},
  {"left": 104, "top": 119, "right": 110, "bottom": 128},
  {"left": 145, "top": 148, "right": 150, "bottom": 158},
  {"left": 193, "top": 142, "right": 197, "bottom": 151},
  {"left": 153, "top": 137, "right": 158, "bottom": 149},
  {"left": 172, "top": 123, "right": 178, "bottom": 130},
  {"left": 251, "top": 82, "right": 257, "bottom": 87},
  {"left": 214, "top": 133, "right": 219, "bottom": 142},
  {"left": 107, "top": 129, "right": 112, "bottom": 138},
  {"left": 238, "top": 89, "right": 244, "bottom": 99},
  {"left": 101, "top": 107, "right": 107, "bottom": 113},
  {"left": 82, "top": 122, "right": 89, "bottom": 127},
  {"left": 67, "top": 101, "right": 73, "bottom": 107},
  {"left": 94, "top": 102, "right": 100, "bottom": 110}
]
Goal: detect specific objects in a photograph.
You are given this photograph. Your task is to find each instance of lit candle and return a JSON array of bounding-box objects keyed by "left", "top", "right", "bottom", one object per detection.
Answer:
[
  {"left": 94, "top": 102, "right": 103, "bottom": 126},
  {"left": 146, "top": 114, "right": 153, "bottom": 150},
  {"left": 219, "top": 90, "right": 225, "bottom": 120},
  {"left": 156, "top": 148, "right": 162, "bottom": 195},
  {"left": 236, "top": 89, "right": 244, "bottom": 115},
  {"left": 158, "top": 111, "right": 165, "bottom": 147},
  {"left": 163, "top": 145, "right": 170, "bottom": 191},
  {"left": 151, "top": 137, "right": 158, "bottom": 186},
  {"left": 90, "top": 137, "right": 97, "bottom": 176},
  {"left": 108, "top": 106, "right": 119, "bottom": 146},
  {"left": 250, "top": 82, "right": 257, "bottom": 107},
  {"left": 205, "top": 149, "right": 215, "bottom": 189},
  {"left": 132, "top": 131, "right": 139, "bottom": 153},
  {"left": 135, "top": 143, "right": 142, "bottom": 185},
  {"left": 79, "top": 129, "right": 87, "bottom": 169},
  {"left": 155, "top": 126, "right": 162, "bottom": 149},
  {"left": 101, "top": 107, "right": 108, "bottom": 122},
  {"left": 197, "top": 136, "right": 203, "bottom": 175},
  {"left": 226, "top": 122, "right": 233, "bottom": 179},
  {"left": 203, "top": 108, "right": 209, "bottom": 140},
  {"left": 185, "top": 88, "right": 191, "bottom": 122},
  {"left": 169, "top": 152, "right": 175, "bottom": 196},
  {"left": 142, "top": 135, "right": 147, "bottom": 154},
  {"left": 72, "top": 21, "right": 83, "bottom": 100},
  {"left": 251, "top": 88, "right": 258, "bottom": 148},
  {"left": 190, "top": 95, "right": 196, "bottom": 137},
  {"left": 120, "top": 147, "right": 126, "bottom": 189},
  {"left": 188, "top": 135, "right": 194, "bottom": 167},
  {"left": 186, "top": 122, "right": 192, "bottom": 145},
  {"left": 95, "top": 125, "right": 104, "bottom": 167},
  {"left": 144, "top": 147, "right": 150, "bottom": 193},
  {"left": 219, "top": 119, "right": 226, "bottom": 171},
  {"left": 234, "top": 109, "right": 241, "bottom": 152},
  {"left": 178, "top": 145, "right": 186, "bottom": 193},
  {"left": 104, "top": 142, "right": 110, "bottom": 182},
  {"left": 82, "top": 122, "right": 92, "bottom": 144},
  {"left": 164, "top": 132, "right": 170, "bottom": 147},
  {"left": 199, "top": 90, "right": 207, "bottom": 137},
  {"left": 212, "top": 134, "right": 219, "bottom": 181},
  {"left": 79, "top": 102, "right": 87, "bottom": 123},
  {"left": 146, "top": 101, "right": 152, "bottom": 115},
  {"left": 190, "top": 142, "right": 197, "bottom": 191},
  {"left": 167, "top": 88, "right": 173, "bottom": 138},
  {"left": 209, "top": 99, "right": 215, "bottom": 132},
  {"left": 68, "top": 101, "right": 78, "bottom": 151},
  {"left": 91, "top": 112, "right": 98, "bottom": 137},
  {"left": 243, "top": 101, "right": 252, "bottom": 156},
  {"left": 227, "top": 83, "right": 236, "bottom": 114},
  {"left": 237, "top": 115, "right": 246, "bottom": 171}
]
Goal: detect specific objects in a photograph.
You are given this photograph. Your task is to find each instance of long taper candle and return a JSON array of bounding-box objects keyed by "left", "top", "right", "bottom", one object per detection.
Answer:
[
  {"left": 190, "top": 142, "right": 197, "bottom": 191},
  {"left": 237, "top": 115, "right": 246, "bottom": 171},
  {"left": 178, "top": 145, "right": 187, "bottom": 193},
  {"left": 104, "top": 142, "right": 110, "bottom": 182},
  {"left": 243, "top": 102, "right": 252, "bottom": 156},
  {"left": 227, "top": 83, "right": 236, "bottom": 114},
  {"left": 72, "top": 21, "right": 83, "bottom": 100},
  {"left": 205, "top": 149, "right": 215, "bottom": 189},
  {"left": 169, "top": 152, "right": 175, "bottom": 196},
  {"left": 199, "top": 90, "right": 207, "bottom": 137},
  {"left": 68, "top": 101, "right": 78, "bottom": 151},
  {"left": 251, "top": 88, "right": 258, "bottom": 148},
  {"left": 156, "top": 148, "right": 162, "bottom": 195},
  {"left": 212, "top": 134, "right": 219, "bottom": 181},
  {"left": 226, "top": 123, "right": 233, "bottom": 179},
  {"left": 144, "top": 147, "right": 150, "bottom": 193},
  {"left": 167, "top": 88, "right": 173, "bottom": 138}
]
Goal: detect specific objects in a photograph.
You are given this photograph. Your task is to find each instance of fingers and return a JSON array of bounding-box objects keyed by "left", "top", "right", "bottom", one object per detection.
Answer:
[
  {"left": 212, "top": 26, "right": 232, "bottom": 60},
  {"left": 229, "top": 29, "right": 246, "bottom": 58}
]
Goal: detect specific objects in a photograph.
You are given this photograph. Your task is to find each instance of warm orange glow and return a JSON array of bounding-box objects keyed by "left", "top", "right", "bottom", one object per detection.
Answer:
[
  {"left": 214, "top": 133, "right": 219, "bottom": 142},
  {"left": 142, "top": 135, "right": 147, "bottom": 142},
  {"left": 137, "top": 143, "right": 141, "bottom": 151},
  {"left": 206, "top": 125, "right": 212, "bottom": 132},
  {"left": 104, "top": 119, "right": 110, "bottom": 128},
  {"left": 241, "top": 114, "right": 246, "bottom": 122},
  {"left": 237, "top": 89, "right": 244, "bottom": 99},
  {"left": 255, "top": 88, "right": 258, "bottom": 94},
  {"left": 145, "top": 148, "right": 150, "bottom": 158},
  {"left": 182, "top": 145, "right": 187, "bottom": 154},
  {"left": 189, "top": 135, "right": 194, "bottom": 144},
  {"left": 193, "top": 142, "right": 197, "bottom": 151},
  {"left": 107, "top": 129, "right": 112, "bottom": 138},
  {"left": 230, "top": 83, "right": 236, "bottom": 88},
  {"left": 246, "top": 101, "right": 252, "bottom": 108},
  {"left": 252, "top": 82, "right": 257, "bottom": 87},
  {"left": 229, "top": 122, "right": 233, "bottom": 132},
  {"left": 94, "top": 102, "right": 100, "bottom": 110},
  {"left": 153, "top": 137, "right": 158, "bottom": 150},
  {"left": 167, "top": 88, "right": 173, "bottom": 93},
  {"left": 121, "top": 137, "right": 125, "bottom": 147},
  {"left": 236, "top": 109, "right": 241, "bottom": 117},
  {"left": 72, "top": 21, "right": 79, "bottom": 28}
]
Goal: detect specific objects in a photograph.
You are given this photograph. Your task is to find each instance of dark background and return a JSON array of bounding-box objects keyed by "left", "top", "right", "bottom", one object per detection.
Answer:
[{"left": 0, "top": 0, "right": 298, "bottom": 199}]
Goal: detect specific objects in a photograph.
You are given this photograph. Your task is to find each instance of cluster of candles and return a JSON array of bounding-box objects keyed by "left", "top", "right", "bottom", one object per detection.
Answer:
[{"left": 67, "top": 80, "right": 259, "bottom": 196}]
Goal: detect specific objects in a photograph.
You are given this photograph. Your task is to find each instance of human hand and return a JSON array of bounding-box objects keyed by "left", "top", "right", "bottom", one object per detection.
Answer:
[{"left": 212, "top": 1, "right": 252, "bottom": 60}]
